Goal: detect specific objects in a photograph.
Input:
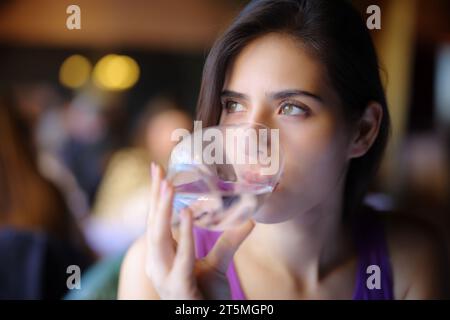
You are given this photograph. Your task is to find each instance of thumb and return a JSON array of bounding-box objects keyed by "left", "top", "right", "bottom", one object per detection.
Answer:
[{"left": 205, "top": 219, "right": 255, "bottom": 274}]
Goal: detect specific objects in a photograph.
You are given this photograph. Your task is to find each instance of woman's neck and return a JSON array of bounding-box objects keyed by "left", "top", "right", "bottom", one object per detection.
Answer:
[{"left": 239, "top": 183, "right": 354, "bottom": 292}]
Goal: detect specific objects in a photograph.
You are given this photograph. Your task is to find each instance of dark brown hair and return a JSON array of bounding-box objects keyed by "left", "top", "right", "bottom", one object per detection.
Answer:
[{"left": 196, "top": 0, "right": 391, "bottom": 219}]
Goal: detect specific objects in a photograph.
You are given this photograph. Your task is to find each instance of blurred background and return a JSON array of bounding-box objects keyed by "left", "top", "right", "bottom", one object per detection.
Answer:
[{"left": 0, "top": 0, "right": 449, "bottom": 299}]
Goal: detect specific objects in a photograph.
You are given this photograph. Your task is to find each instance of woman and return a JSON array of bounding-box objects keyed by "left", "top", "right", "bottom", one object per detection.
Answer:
[{"left": 118, "top": 0, "right": 448, "bottom": 299}]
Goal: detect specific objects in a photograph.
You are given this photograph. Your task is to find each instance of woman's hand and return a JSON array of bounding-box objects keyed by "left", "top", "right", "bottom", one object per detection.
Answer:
[{"left": 145, "top": 162, "right": 255, "bottom": 300}]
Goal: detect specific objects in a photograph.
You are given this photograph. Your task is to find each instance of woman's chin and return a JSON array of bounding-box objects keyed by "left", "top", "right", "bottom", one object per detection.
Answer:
[{"left": 252, "top": 202, "right": 293, "bottom": 224}]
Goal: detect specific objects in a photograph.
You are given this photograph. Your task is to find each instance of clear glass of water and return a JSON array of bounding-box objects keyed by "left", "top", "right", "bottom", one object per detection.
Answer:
[{"left": 167, "top": 123, "right": 283, "bottom": 231}]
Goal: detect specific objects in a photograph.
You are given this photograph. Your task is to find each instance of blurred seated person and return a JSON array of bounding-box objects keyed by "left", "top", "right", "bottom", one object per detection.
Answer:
[
  {"left": 0, "top": 89, "right": 95, "bottom": 299},
  {"left": 87, "top": 97, "right": 192, "bottom": 255},
  {"left": 63, "top": 97, "right": 192, "bottom": 299}
]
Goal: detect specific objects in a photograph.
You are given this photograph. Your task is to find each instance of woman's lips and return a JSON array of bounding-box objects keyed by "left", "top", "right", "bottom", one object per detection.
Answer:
[{"left": 241, "top": 170, "right": 272, "bottom": 184}]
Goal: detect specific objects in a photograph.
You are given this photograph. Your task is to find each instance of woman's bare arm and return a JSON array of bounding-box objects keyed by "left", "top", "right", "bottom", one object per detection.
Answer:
[{"left": 118, "top": 236, "right": 160, "bottom": 300}]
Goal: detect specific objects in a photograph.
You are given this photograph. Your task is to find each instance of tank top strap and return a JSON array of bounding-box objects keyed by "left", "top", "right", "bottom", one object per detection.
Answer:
[
  {"left": 193, "top": 226, "right": 247, "bottom": 300},
  {"left": 351, "top": 209, "right": 394, "bottom": 300}
]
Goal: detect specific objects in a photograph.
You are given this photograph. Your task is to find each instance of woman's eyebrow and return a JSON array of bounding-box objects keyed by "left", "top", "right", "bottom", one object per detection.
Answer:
[
  {"left": 269, "top": 89, "right": 323, "bottom": 103},
  {"left": 220, "top": 90, "right": 249, "bottom": 100},
  {"left": 220, "top": 89, "right": 323, "bottom": 103}
]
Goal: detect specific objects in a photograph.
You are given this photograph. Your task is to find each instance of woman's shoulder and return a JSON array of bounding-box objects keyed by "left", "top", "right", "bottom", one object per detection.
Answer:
[{"left": 374, "top": 208, "right": 449, "bottom": 299}]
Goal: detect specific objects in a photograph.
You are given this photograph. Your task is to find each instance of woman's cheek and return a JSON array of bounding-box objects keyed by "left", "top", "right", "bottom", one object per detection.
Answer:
[{"left": 278, "top": 116, "right": 345, "bottom": 194}]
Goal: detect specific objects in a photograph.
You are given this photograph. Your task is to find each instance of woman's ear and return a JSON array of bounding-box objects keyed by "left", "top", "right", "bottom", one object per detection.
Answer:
[{"left": 347, "top": 102, "right": 383, "bottom": 160}]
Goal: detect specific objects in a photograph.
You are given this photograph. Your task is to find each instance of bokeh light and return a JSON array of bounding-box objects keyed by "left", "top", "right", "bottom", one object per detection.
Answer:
[
  {"left": 59, "top": 54, "right": 92, "bottom": 89},
  {"left": 92, "top": 54, "right": 140, "bottom": 91}
]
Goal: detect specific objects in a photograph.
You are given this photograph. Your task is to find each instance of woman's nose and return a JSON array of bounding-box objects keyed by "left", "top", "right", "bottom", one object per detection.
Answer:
[{"left": 248, "top": 104, "right": 274, "bottom": 128}]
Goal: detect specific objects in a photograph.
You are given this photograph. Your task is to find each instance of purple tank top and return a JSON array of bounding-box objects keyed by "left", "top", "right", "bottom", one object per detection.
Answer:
[{"left": 193, "top": 210, "right": 393, "bottom": 300}]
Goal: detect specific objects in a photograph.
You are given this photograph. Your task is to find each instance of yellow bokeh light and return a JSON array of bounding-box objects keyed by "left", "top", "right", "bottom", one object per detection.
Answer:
[
  {"left": 59, "top": 54, "right": 92, "bottom": 89},
  {"left": 93, "top": 54, "right": 140, "bottom": 91}
]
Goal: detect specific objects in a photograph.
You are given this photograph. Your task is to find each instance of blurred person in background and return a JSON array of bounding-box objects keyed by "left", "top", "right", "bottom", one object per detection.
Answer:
[
  {"left": 32, "top": 87, "right": 92, "bottom": 222},
  {"left": 397, "top": 133, "right": 450, "bottom": 258},
  {"left": 64, "top": 96, "right": 192, "bottom": 299},
  {"left": 86, "top": 96, "right": 193, "bottom": 256},
  {"left": 0, "top": 88, "right": 95, "bottom": 299},
  {"left": 141, "top": 97, "right": 194, "bottom": 170},
  {"left": 60, "top": 92, "right": 126, "bottom": 207}
]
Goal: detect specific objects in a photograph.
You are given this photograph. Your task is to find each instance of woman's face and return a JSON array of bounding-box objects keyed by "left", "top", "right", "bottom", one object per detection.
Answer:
[{"left": 219, "top": 33, "right": 353, "bottom": 223}]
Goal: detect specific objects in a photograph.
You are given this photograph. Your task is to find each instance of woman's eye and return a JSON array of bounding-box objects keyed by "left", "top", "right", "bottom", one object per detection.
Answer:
[
  {"left": 279, "top": 103, "right": 308, "bottom": 116},
  {"left": 224, "top": 101, "right": 246, "bottom": 113}
]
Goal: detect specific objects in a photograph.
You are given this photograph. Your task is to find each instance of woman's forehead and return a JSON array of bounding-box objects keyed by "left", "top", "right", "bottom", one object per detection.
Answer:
[{"left": 223, "top": 33, "right": 326, "bottom": 94}]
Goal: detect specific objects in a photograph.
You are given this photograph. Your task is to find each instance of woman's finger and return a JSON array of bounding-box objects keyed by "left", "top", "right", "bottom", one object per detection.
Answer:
[
  {"left": 146, "top": 164, "right": 175, "bottom": 278},
  {"left": 153, "top": 178, "right": 175, "bottom": 244},
  {"left": 206, "top": 219, "right": 255, "bottom": 274},
  {"left": 148, "top": 162, "right": 163, "bottom": 226},
  {"left": 172, "top": 208, "right": 196, "bottom": 278}
]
